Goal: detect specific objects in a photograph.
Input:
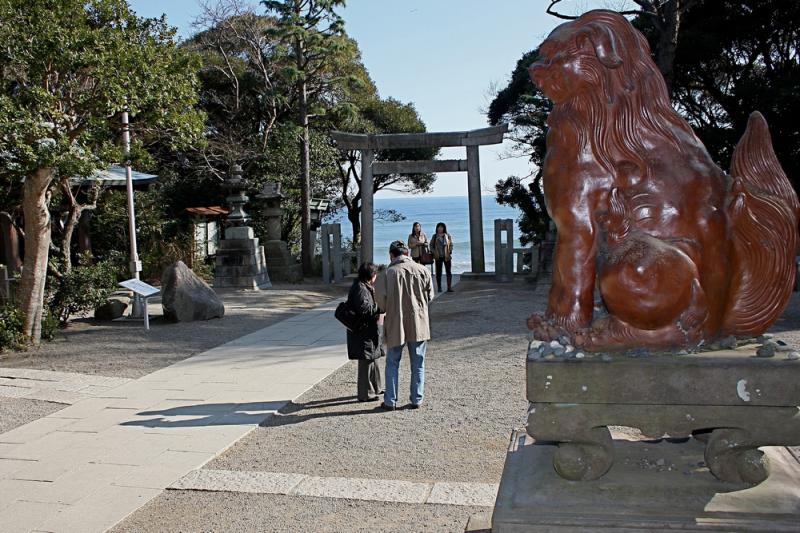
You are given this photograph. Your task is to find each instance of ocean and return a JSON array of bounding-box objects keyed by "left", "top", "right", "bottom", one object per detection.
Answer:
[{"left": 331, "top": 195, "right": 522, "bottom": 273}]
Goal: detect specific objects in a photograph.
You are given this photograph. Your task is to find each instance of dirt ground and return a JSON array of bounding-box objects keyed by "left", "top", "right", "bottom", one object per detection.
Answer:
[{"left": 0, "top": 281, "right": 349, "bottom": 379}]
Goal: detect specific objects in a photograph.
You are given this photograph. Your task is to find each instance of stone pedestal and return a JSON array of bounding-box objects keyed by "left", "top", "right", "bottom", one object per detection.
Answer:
[
  {"left": 214, "top": 227, "right": 271, "bottom": 289},
  {"left": 523, "top": 345, "right": 800, "bottom": 484},
  {"left": 492, "top": 430, "right": 800, "bottom": 532}
]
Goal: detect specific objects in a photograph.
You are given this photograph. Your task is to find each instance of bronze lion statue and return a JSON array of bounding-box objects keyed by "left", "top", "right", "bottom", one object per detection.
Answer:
[{"left": 526, "top": 10, "right": 799, "bottom": 351}]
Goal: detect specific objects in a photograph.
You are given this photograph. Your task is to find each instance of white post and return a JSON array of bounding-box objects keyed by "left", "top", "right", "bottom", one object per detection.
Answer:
[{"left": 122, "top": 108, "right": 144, "bottom": 318}]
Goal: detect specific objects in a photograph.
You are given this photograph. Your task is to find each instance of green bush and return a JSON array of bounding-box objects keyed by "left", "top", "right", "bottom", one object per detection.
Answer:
[
  {"left": 47, "top": 252, "right": 123, "bottom": 326},
  {"left": 0, "top": 305, "right": 25, "bottom": 351}
]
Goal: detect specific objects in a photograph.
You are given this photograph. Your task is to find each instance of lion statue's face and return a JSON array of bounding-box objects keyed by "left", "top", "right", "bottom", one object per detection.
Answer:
[
  {"left": 528, "top": 25, "right": 592, "bottom": 103},
  {"left": 528, "top": 13, "right": 630, "bottom": 105}
]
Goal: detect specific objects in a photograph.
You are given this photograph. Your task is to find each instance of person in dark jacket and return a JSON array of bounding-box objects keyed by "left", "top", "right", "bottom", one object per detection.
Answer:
[{"left": 347, "top": 262, "right": 384, "bottom": 401}]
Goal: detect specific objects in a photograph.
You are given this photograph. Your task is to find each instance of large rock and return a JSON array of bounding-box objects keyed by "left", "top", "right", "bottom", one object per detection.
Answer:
[
  {"left": 161, "top": 261, "right": 225, "bottom": 322},
  {"left": 94, "top": 295, "right": 130, "bottom": 321}
]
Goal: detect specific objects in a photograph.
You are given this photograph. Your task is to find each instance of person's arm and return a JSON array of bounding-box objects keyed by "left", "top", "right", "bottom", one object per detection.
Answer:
[
  {"left": 425, "top": 267, "right": 434, "bottom": 303},
  {"left": 408, "top": 235, "right": 418, "bottom": 249}
]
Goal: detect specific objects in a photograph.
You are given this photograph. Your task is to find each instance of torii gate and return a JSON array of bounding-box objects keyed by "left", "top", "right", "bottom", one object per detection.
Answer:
[{"left": 331, "top": 124, "right": 508, "bottom": 274}]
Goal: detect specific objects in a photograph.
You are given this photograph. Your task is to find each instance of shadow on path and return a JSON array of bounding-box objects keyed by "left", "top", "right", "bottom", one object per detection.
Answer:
[{"left": 120, "top": 401, "right": 288, "bottom": 428}]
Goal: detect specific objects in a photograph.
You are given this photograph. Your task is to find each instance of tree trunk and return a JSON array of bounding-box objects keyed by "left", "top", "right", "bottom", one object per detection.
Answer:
[
  {"left": 60, "top": 203, "right": 81, "bottom": 274},
  {"left": 19, "top": 167, "right": 54, "bottom": 344},
  {"left": 656, "top": 0, "right": 682, "bottom": 97},
  {"left": 298, "top": 82, "right": 312, "bottom": 277},
  {"left": 347, "top": 197, "right": 361, "bottom": 250}
]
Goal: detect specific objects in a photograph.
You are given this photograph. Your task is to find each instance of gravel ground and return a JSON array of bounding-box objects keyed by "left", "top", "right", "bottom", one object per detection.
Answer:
[
  {"left": 0, "top": 282, "right": 347, "bottom": 379},
  {"left": 0, "top": 397, "right": 67, "bottom": 434},
  {"left": 112, "top": 491, "right": 485, "bottom": 533},
  {"left": 114, "top": 278, "right": 543, "bottom": 533},
  {"left": 205, "top": 278, "right": 541, "bottom": 484}
]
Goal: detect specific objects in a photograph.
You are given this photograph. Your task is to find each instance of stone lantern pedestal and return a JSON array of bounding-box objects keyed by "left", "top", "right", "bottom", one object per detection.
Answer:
[
  {"left": 256, "top": 182, "right": 303, "bottom": 283},
  {"left": 214, "top": 165, "right": 271, "bottom": 289}
]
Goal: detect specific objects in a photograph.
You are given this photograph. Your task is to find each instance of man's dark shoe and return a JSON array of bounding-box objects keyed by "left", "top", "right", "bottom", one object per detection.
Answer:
[
  {"left": 358, "top": 396, "right": 379, "bottom": 402},
  {"left": 406, "top": 403, "right": 421, "bottom": 410},
  {"left": 378, "top": 402, "right": 397, "bottom": 411}
]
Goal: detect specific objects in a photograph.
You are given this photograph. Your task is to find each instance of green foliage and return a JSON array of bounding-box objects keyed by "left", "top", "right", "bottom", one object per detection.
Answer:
[
  {"left": 644, "top": 0, "right": 800, "bottom": 184},
  {"left": 487, "top": 49, "right": 551, "bottom": 246},
  {"left": 91, "top": 189, "right": 193, "bottom": 281},
  {"left": 0, "top": 304, "right": 25, "bottom": 351},
  {"left": 46, "top": 252, "right": 122, "bottom": 326},
  {"left": 0, "top": 0, "right": 205, "bottom": 187}
]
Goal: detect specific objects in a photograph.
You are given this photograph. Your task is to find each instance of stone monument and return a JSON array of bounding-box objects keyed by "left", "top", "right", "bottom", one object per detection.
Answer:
[
  {"left": 213, "top": 165, "right": 271, "bottom": 289},
  {"left": 494, "top": 218, "right": 514, "bottom": 283},
  {"left": 494, "top": 10, "right": 800, "bottom": 531},
  {"left": 320, "top": 223, "right": 343, "bottom": 284},
  {"left": 255, "top": 182, "right": 302, "bottom": 283}
]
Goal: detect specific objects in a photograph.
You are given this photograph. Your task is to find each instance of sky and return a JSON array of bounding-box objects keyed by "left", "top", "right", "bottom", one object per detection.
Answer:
[{"left": 127, "top": 0, "right": 615, "bottom": 198}]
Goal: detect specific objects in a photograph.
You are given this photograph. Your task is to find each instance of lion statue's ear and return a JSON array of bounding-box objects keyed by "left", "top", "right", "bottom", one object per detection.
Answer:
[{"left": 576, "top": 22, "right": 623, "bottom": 69}]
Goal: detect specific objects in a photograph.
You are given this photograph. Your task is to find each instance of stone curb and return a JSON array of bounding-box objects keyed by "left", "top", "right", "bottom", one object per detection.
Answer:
[{"left": 169, "top": 469, "right": 498, "bottom": 507}]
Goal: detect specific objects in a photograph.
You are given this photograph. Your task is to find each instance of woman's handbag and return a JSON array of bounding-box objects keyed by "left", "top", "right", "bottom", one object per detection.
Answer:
[
  {"left": 420, "top": 245, "right": 434, "bottom": 265},
  {"left": 335, "top": 301, "right": 361, "bottom": 331}
]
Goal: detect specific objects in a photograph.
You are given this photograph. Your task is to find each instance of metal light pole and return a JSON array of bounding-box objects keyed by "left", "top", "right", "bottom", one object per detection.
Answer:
[{"left": 122, "top": 107, "right": 144, "bottom": 318}]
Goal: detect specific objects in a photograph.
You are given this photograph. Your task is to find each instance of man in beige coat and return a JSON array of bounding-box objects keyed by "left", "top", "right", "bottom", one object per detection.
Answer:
[{"left": 374, "top": 240, "right": 434, "bottom": 410}]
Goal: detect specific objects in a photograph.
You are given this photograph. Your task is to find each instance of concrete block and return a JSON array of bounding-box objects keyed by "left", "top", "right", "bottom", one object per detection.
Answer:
[
  {"left": 224, "top": 226, "right": 254, "bottom": 240},
  {"left": 492, "top": 431, "right": 800, "bottom": 532}
]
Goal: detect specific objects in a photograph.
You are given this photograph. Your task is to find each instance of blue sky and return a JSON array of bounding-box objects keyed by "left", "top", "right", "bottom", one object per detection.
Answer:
[{"left": 128, "top": 0, "right": 612, "bottom": 197}]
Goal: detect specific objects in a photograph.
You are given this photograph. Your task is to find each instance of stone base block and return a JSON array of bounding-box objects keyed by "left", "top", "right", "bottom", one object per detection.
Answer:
[
  {"left": 214, "top": 239, "right": 271, "bottom": 289},
  {"left": 492, "top": 430, "right": 800, "bottom": 532},
  {"left": 266, "top": 264, "right": 303, "bottom": 283}
]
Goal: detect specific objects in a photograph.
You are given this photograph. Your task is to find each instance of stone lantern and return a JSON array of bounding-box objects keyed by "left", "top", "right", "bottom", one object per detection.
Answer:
[{"left": 213, "top": 165, "right": 271, "bottom": 289}]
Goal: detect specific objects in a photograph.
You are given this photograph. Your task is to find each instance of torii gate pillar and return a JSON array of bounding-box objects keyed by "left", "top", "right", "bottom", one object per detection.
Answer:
[{"left": 466, "top": 145, "right": 485, "bottom": 273}]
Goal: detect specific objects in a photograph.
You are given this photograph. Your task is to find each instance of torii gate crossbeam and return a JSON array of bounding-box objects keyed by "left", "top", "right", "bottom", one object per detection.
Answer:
[{"left": 331, "top": 124, "right": 509, "bottom": 274}]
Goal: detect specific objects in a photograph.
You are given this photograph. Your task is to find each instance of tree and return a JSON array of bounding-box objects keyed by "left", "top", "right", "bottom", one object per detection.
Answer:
[
  {"left": 0, "top": 0, "right": 204, "bottom": 343},
  {"left": 263, "top": 0, "right": 351, "bottom": 276},
  {"left": 664, "top": 0, "right": 800, "bottom": 188},
  {"left": 487, "top": 49, "right": 552, "bottom": 245},
  {"left": 495, "top": 0, "right": 800, "bottom": 245},
  {"left": 546, "top": 0, "right": 698, "bottom": 95},
  {"left": 335, "top": 96, "right": 437, "bottom": 247},
  {"left": 186, "top": 0, "right": 291, "bottom": 178}
]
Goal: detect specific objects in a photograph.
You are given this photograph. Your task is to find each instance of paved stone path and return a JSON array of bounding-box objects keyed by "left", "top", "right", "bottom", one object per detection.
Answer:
[
  {"left": 0, "top": 369, "right": 132, "bottom": 405},
  {"left": 170, "top": 469, "right": 498, "bottom": 507},
  {"left": 0, "top": 299, "right": 347, "bottom": 533}
]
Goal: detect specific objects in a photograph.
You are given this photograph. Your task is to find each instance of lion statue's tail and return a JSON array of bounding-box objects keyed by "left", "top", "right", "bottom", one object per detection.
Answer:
[{"left": 723, "top": 112, "right": 799, "bottom": 336}]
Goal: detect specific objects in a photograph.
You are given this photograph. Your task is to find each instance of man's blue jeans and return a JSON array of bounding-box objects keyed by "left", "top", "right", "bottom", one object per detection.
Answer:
[{"left": 384, "top": 340, "right": 427, "bottom": 407}]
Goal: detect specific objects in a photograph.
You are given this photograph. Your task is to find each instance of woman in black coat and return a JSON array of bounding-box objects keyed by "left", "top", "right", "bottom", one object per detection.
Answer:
[{"left": 347, "top": 262, "right": 384, "bottom": 401}]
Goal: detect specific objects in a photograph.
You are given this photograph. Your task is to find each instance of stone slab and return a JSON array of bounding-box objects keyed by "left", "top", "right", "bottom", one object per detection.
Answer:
[
  {"left": 169, "top": 469, "right": 307, "bottom": 494},
  {"left": 527, "top": 346, "right": 800, "bottom": 406},
  {"left": 492, "top": 430, "right": 800, "bottom": 532},
  {"left": 293, "top": 475, "right": 431, "bottom": 504}
]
